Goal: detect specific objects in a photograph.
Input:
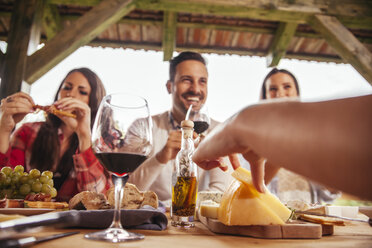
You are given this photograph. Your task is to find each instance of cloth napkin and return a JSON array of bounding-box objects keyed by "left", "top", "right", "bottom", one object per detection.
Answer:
[{"left": 69, "top": 208, "right": 168, "bottom": 231}]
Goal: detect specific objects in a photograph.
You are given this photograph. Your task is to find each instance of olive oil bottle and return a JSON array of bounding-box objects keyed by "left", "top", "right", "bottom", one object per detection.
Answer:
[{"left": 171, "top": 120, "right": 198, "bottom": 227}]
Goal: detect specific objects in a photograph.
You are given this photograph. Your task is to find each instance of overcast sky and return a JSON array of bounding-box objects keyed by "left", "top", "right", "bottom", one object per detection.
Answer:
[{"left": 27, "top": 46, "right": 372, "bottom": 122}]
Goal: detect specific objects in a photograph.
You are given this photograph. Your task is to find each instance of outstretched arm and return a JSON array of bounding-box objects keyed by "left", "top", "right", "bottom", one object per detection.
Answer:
[{"left": 193, "top": 95, "right": 372, "bottom": 200}]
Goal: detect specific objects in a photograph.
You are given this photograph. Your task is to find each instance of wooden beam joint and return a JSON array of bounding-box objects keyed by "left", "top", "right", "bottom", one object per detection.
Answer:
[
  {"left": 267, "top": 22, "right": 298, "bottom": 67},
  {"left": 309, "top": 14, "right": 372, "bottom": 84}
]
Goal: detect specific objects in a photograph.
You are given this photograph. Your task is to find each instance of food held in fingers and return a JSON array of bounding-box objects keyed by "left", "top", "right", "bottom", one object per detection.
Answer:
[{"left": 33, "top": 104, "right": 77, "bottom": 118}]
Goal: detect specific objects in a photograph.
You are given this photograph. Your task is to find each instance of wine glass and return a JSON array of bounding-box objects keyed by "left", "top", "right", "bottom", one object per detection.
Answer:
[
  {"left": 85, "top": 93, "right": 152, "bottom": 243},
  {"left": 189, "top": 104, "right": 210, "bottom": 136}
]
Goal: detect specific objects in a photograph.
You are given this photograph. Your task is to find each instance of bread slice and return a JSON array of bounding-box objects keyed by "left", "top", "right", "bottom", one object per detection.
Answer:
[
  {"left": 107, "top": 183, "right": 144, "bottom": 209},
  {"left": 141, "top": 191, "right": 158, "bottom": 209},
  {"left": 69, "top": 191, "right": 110, "bottom": 210}
]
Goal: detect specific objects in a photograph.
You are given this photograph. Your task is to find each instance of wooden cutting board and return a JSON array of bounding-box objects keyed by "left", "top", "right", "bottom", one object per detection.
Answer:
[{"left": 198, "top": 214, "right": 333, "bottom": 239}]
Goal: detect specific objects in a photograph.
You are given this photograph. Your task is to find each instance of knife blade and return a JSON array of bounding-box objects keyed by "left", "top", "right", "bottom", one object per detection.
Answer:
[
  {"left": 295, "top": 210, "right": 372, "bottom": 226},
  {"left": 0, "top": 210, "right": 80, "bottom": 238},
  {"left": 0, "top": 231, "right": 79, "bottom": 248}
]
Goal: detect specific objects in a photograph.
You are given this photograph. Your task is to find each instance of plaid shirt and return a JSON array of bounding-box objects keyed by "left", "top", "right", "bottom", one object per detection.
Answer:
[{"left": 0, "top": 122, "right": 112, "bottom": 201}]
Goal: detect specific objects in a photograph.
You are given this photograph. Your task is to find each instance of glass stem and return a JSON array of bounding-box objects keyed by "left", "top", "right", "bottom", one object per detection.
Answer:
[{"left": 110, "top": 174, "right": 129, "bottom": 229}]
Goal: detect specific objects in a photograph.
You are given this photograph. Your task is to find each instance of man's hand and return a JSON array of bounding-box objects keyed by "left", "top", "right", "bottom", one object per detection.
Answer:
[{"left": 155, "top": 130, "right": 182, "bottom": 164}]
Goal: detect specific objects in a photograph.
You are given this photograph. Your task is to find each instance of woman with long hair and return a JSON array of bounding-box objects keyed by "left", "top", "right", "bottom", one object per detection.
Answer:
[{"left": 0, "top": 68, "right": 111, "bottom": 201}]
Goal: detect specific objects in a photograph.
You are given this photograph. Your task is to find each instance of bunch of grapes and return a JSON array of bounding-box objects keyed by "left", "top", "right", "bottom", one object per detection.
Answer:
[{"left": 0, "top": 165, "right": 57, "bottom": 199}]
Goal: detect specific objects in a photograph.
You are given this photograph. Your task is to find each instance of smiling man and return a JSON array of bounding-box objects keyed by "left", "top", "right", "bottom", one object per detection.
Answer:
[{"left": 129, "top": 52, "right": 229, "bottom": 203}]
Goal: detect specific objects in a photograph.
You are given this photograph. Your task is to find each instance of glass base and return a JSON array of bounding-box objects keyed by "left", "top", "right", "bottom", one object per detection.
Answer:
[
  {"left": 171, "top": 215, "right": 195, "bottom": 228},
  {"left": 84, "top": 227, "right": 144, "bottom": 243}
]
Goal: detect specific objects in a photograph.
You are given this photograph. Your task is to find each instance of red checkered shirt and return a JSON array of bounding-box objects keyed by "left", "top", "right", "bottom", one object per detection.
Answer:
[{"left": 0, "top": 122, "right": 112, "bottom": 201}]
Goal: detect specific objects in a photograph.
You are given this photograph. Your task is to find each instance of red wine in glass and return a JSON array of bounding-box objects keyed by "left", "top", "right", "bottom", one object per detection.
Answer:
[
  {"left": 86, "top": 93, "right": 152, "bottom": 243},
  {"left": 95, "top": 153, "right": 147, "bottom": 176},
  {"left": 193, "top": 121, "right": 209, "bottom": 134}
]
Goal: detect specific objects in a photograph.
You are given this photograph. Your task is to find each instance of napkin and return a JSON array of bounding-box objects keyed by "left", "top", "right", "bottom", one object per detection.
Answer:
[{"left": 70, "top": 208, "right": 168, "bottom": 231}]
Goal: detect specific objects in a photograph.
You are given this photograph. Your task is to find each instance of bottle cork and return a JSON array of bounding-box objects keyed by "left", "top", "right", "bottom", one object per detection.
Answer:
[{"left": 181, "top": 120, "right": 194, "bottom": 128}]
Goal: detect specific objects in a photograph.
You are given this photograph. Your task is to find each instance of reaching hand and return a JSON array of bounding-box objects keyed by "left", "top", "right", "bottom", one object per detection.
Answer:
[{"left": 192, "top": 119, "right": 267, "bottom": 193}]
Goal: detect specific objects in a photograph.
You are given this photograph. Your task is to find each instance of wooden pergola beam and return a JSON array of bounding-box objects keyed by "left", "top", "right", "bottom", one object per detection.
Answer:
[
  {"left": 267, "top": 22, "right": 298, "bottom": 67},
  {"left": 24, "top": 0, "right": 136, "bottom": 84},
  {"left": 162, "top": 11, "right": 177, "bottom": 61},
  {"left": 0, "top": 0, "right": 40, "bottom": 99},
  {"left": 48, "top": 0, "right": 372, "bottom": 29},
  {"left": 18, "top": 13, "right": 372, "bottom": 44},
  {"left": 309, "top": 15, "right": 372, "bottom": 84},
  {"left": 42, "top": 2, "right": 62, "bottom": 40}
]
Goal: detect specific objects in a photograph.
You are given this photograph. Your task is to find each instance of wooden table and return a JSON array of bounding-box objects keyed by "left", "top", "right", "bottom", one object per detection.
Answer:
[{"left": 17, "top": 218, "right": 372, "bottom": 248}]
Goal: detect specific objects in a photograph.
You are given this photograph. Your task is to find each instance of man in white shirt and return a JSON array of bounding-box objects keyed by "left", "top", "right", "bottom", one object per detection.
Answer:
[{"left": 129, "top": 52, "right": 229, "bottom": 202}]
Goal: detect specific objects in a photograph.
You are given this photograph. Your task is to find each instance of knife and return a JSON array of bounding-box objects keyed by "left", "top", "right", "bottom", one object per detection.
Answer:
[
  {"left": 295, "top": 210, "right": 372, "bottom": 226},
  {"left": 0, "top": 210, "right": 80, "bottom": 237},
  {"left": 0, "top": 231, "right": 79, "bottom": 248}
]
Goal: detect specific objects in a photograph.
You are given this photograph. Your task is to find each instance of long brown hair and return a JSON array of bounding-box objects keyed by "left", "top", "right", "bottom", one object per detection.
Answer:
[{"left": 30, "top": 68, "right": 106, "bottom": 190}]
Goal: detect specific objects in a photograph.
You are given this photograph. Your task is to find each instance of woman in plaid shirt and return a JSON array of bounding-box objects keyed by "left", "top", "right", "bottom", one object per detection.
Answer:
[{"left": 0, "top": 68, "right": 112, "bottom": 201}]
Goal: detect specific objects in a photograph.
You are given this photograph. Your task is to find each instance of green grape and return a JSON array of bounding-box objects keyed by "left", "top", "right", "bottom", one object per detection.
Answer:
[
  {"left": 39, "top": 175, "right": 48, "bottom": 184},
  {"left": 41, "top": 170, "right": 53, "bottom": 179},
  {"left": 27, "top": 178, "right": 35, "bottom": 186},
  {"left": 41, "top": 184, "right": 52, "bottom": 195},
  {"left": 29, "top": 169, "right": 41, "bottom": 178},
  {"left": 10, "top": 175, "right": 20, "bottom": 185},
  {"left": 14, "top": 165, "right": 24, "bottom": 174},
  {"left": 46, "top": 179, "right": 54, "bottom": 187},
  {"left": 19, "top": 184, "right": 31, "bottom": 196},
  {"left": 19, "top": 175, "right": 29, "bottom": 184},
  {"left": 0, "top": 172, "right": 6, "bottom": 182},
  {"left": 31, "top": 181, "right": 42, "bottom": 192},
  {"left": 50, "top": 187, "right": 57, "bottom": 198},
  {"left": 11, "top": 171, "right": 22, "bottom": 179},
  {"left": 4, "top": 177, "right": 11, "bottom": 186},
  {"left": 1, "top": 167, "right": 12, "bottom": 176}
]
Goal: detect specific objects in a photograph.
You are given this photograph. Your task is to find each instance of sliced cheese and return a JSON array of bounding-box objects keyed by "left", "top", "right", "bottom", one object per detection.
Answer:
[
  {"left": 200, "top": 200, "right": 220, "bottom": 219},
  {"left": 219, "top": 167, "right": 291, "bottom": 226}
]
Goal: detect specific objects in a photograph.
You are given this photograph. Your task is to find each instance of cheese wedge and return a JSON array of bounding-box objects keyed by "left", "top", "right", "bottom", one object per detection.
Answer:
[
  {"left": 218, "top": 167, "right": 291, "bottom": 226},
  {"left": 200, "top": 200, "right": 220, "bottom": 219}
]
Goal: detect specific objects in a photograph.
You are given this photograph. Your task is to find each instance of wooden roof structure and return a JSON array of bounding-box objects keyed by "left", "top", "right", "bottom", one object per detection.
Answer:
[{"left": 0, "top": 0, "right": 371, "bottom": 99}]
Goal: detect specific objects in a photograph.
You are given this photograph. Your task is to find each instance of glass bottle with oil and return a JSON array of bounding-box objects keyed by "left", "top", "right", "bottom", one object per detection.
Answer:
[{"left": 171, "top": 120, "right": 198, "bottom": 227}]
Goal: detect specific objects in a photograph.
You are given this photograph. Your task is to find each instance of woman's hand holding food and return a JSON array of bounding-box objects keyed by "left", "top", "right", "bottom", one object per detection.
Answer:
[
  {"left": 0, "top": 93, "right": 35, "bottom": 153},
  {"left": 54, "top": 97, "right": 92, "bottom": 151}
]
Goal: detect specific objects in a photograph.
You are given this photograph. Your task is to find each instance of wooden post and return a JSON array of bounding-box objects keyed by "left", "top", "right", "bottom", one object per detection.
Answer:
[{"left": 0, "top": 0, "right": 39, "bottom": 100}]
